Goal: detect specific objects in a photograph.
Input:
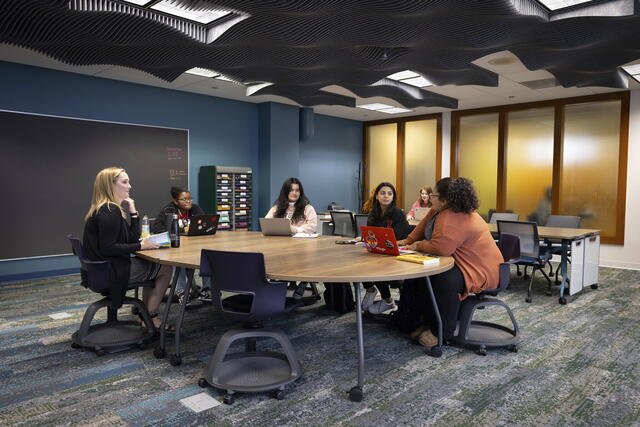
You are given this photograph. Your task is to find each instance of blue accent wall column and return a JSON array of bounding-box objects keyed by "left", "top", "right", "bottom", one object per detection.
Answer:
[{"left": 257, "top": 102, "right": 300, "bottom": 216}]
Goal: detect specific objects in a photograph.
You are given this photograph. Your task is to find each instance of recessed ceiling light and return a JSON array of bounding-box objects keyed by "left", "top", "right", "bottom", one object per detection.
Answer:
[
  {"left": 379, "top": 107, "right": 412, "bottom": 114},
  {"left": 357, "top": 103, "right": 394, "bottom": 110},
  {"left": 120, "top": 0, "right": 153, "bottom": 5},
  {"left": 622, "top": 64, "right": 640, "bottom": 75},
  {"left": 401, "top": 76, "right": 432, "bottom": 87},
  {"left": 487, "top": 57, "right": 518, "bottom": 66},
  {"left": 387, "top": 70, "right": 419, "bottom": 81},
  {"left": 215, "top": 74, "right": 236, "bottom": 82},
  {"left": 185, "top": 67, "right": 219, "bottom": 77},
  {"left": 151, "top": 1, "right": 230, "bottom": 24},
  {"left": 536, "top": 0, "right": 593, "bottom": 11}
]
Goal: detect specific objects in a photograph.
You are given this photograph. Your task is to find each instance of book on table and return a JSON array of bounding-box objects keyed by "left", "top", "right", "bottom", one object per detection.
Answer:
[{"left": 396, "top": 253, "right": 439, "bottom": 265}]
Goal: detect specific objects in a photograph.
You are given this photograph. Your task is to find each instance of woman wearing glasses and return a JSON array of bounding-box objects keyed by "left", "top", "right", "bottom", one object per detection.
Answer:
[
  {"left": 152, "top": 186, "right": 208, "bottom": 301},
  {"left": 398, "top": 177, "right": 503, "bottom": 348}
]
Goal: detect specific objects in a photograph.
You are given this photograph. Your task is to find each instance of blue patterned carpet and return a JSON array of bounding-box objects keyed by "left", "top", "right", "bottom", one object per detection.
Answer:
[{"left": 0, "top": 266, "right": 639, "bottom": 426}]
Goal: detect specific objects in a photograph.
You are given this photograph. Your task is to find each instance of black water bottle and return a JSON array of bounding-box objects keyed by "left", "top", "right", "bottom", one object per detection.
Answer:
[{"left": 170, "top": 214, "right": 180, "bottom": 248}]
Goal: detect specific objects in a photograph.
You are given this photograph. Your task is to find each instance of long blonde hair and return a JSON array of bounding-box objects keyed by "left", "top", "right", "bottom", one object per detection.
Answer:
[{"left": 85, "top": 167, "right": 127, "bottom": 221}]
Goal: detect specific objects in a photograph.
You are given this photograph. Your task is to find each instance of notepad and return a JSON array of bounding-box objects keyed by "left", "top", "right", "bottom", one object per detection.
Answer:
[
  {"left": 396, "top": 254, "right": 439, "bottom": 265},
  {"left": 146, "top": 232, "right": 170, "bottom": 246},
  {"left": 293, "top": 233, "right": 319, "bottom": 238}
]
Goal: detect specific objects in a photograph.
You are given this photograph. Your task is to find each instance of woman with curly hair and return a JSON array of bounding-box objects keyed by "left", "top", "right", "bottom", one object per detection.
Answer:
[{"left": 398, "top": 177, "right": 503, "bottom": 347}]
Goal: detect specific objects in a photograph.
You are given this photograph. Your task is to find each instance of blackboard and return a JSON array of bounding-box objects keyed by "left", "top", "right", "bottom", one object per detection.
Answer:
[{"left": 0, "top": 110, "right": 189, "bottom": 260}]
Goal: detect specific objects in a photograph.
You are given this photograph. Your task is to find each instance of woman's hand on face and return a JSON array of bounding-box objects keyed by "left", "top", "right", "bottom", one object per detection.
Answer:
[
  {"left": 140, "top": 237, "right": 160, "bottom": 250},
  {"left": 124, "top": 197, "right": 137, "bottom": 213}
]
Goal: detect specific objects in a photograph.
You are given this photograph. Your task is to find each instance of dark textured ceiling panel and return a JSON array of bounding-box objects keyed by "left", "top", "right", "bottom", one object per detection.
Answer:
[{"left": 0, "top": 0, "right": 638, "bottom": 109}]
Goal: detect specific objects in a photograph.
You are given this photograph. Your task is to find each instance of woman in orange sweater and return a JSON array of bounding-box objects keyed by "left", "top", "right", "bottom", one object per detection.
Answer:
[{"left": 398, "top": 177, "right": 503, "bottom": 347}]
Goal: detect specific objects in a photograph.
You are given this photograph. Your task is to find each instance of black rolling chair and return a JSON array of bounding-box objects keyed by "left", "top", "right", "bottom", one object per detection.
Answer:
[
  {"left": 67, "top": 235, "right": 155, "bottom": 355},
  {"left": 330, "top": 210, "right": 356, "bottom": 237},
  {"left": 198, "top": 250, "right": 303, "bottom": 404},
  {"left": 354, "top": 214, "right": 368, "bottom": 238},
  {"left": 451, "top": 233, "right": 520, "bottom": 355},
  {"left": 544, "top": 215, "right": 581, "bottom": 285},
  {"left": 489, "top": 212, "right": 519, "bottom": 224},
  {"left": 497, "top": 221, "right": 552, "bottom": 303}
]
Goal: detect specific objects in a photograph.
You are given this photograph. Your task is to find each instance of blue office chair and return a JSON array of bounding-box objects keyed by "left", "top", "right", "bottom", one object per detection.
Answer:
[
  {"left": 497, "top": 221, "right": 552, "bottom": 303},
  {"left": 67, "top": 235, "right": 155, "bottom": 355},
  {"left": 198, "top": 249, "right": 303, "bottom": 404},
  {"left": 451, "top": 233, "right": 520, "bottom": 355}
]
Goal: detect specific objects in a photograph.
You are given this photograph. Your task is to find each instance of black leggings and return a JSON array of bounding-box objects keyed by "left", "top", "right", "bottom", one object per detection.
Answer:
[{"left": 404, "top": 265, "right": 465, "bottom": 339}]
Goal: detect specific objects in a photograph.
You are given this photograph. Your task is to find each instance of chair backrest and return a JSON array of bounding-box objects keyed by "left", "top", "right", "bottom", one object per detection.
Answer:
[
  {"left": 200, "top": 249, "right": 288, "bottom": 322},
  {"left": 496, "top": 220, "right": 540, "bottom": 259},
  {"left": 497, "top": 233, "right": 521, "bottom": 263},
  {"left": 67, "top": 235, "right": 111, "bottom": 294},
  {"left": 545, "top": 215, "right": 581, "bottom": 228},
  {"left": 489, "top": 212, "right": 519, "bottom": 224},
  {"left": 354, "top": 214, "right": 368, "bottom": 237},
  {"left": 330, "top": 211, "right": 356, "bottom": 237}
]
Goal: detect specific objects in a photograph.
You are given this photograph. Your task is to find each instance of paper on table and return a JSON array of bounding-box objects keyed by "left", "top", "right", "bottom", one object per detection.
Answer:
[
  {"left": 146, "top": 232, "right": 170, "bottom": 246},
  {"left": 293, "top": 233, "right": 319, "bottom": 238}
]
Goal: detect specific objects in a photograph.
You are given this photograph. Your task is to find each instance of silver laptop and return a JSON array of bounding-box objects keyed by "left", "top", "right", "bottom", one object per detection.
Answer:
[
  {"left": 414, "top": 207, "right": 429, "bottom": 221},
  {"left": 259, "top": 217, "right": 293, "bottom": 236}
]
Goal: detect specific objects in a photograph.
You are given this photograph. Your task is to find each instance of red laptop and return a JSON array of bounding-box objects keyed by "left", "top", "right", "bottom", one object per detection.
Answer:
[{"left": 360, "top": 226, "right": 413, "bottom": 256}]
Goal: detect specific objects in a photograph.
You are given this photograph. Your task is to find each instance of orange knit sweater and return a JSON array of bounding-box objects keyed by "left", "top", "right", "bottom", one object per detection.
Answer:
[{"left": 404, "top": 209, "right": 502, "bottom": 299}]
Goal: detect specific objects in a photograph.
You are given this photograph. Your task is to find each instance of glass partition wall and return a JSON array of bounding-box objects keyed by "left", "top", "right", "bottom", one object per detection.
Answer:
[
  {"left": 451, "top": 92, "right": 628, "bottom": 244},
  {"left": 364, "top": 115, "right": 442, "bottom": 213}
]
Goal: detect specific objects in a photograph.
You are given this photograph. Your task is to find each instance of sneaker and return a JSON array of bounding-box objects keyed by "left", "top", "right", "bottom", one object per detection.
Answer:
[
  {"left": 367, "top": 299, "right": 396, "bottom": 314},
  {"left": 199, "top": 290, "right": 212, "bottom": 302},
  {"left": 293, "top": 282, "right": 307, "bottom": 299},
  {"left": 417, "top": 330, "right": 438, "bottom": 347},
  {"left": 361, "top": 289, "right": 377, "bottom": 311}
]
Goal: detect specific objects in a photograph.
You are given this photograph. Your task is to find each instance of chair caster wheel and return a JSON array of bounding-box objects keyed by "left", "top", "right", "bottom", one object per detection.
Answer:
[
  {"left": 559, "top": 297, "right": 567, "bottom": 305},
  {"left": 223, "top": 394, "right": 235, "bottom": 405},
  {"left": 198, "top": 378, "right": 209, "bottom": 388},
  {"left": 508, "top": 345, "right": 518, "bottom": 353},
  {"left": 71, "top": 342, "right": 80, "bottom": 349},
  {"left": 273, "top": 390, "right": 285, "bottom": 400},
  {"left": 591, "top": 284, "right": 598, "bottom": 289},
  {"left": 430, "top": 346, "right": 443, "bottom": 358},
  {"left": 477, "top": 346, "right": 487, "bottom": 356},
  {"left": 348, "top": 386, "right": 363, "bottom": 402},
  {"left": 95, "top": 348, "right": 106, "bottom": 356},
  {"left": 153, "top": 346, "right": 166, "bottom": 359},
  {"left": 169, "top": 354, "right": 182, "bottom": 366},
  {"left": 525, "top": 297, "right": 532, "bottom": 303}
]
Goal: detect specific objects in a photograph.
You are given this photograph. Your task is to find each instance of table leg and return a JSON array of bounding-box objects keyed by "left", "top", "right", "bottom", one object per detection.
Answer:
[
  {"left": 424, "top": 276, "right": 443, "bottom": 358},
  {"left": 154, "top": 267, "right": 180, "bottom": 359},
  {"left": 559, "top": 239, "right": 568, "bottom": 305},
  {"left": 348, "top": 282, "right": 365, "bottom": 402},
  {"left": 170, "top": 268, "right": 195, "bottom": 366}
]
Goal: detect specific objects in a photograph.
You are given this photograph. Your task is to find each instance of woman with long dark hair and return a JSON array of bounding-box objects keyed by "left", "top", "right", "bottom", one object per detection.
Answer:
[
  {"left": 398, "top": 177, "right": 503, "bottom": 347},
  {"left": 265, "top": 177, "right": 317, "bottom": 234},
  {"left": 360, "top": 182, "right": 410, "bottom": 314}
]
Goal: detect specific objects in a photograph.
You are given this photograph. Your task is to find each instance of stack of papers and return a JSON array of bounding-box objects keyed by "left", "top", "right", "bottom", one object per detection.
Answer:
[
  {"left": 396, "top": 254, "right": 440, "bottom": 265},
  {"left": 293, "top": 233, "right": 319, "bottom": 238},
  {"left": 145, "top": 232, "right": 170, "bottom": 246}
]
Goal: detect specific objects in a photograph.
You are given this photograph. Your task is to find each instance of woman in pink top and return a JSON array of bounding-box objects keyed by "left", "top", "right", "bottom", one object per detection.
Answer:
[
  {"left": 265, "top": 177, "right": 318, "bottom": 234},
  {"left": 406, "top": 186, "right": 433, "bottom": 220}
]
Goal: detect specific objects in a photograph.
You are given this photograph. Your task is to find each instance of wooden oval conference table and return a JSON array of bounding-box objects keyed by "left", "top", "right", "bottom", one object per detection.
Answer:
[{"left": 136, "top": 231, "right": 454, "bottom": 402}]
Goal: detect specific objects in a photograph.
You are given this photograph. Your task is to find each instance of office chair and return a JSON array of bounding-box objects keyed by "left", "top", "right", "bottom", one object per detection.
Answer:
[
  {"left": 451, "top": 233, "right": 520, "bottom": 355},
  {"left": 489, "top": 212, "right": 519, "bottom": 224},
  {"left": 198, "top": 250, "right": 303, "bottom": 404},
  {"left": 544, "top": 215, "right": 581, "bottom": 285},
  {"left": 354, "top": 214, "right": 368, "bottom": 238},
  {"left": 497, "top": 221, "right": 552, "bottom": 303},
  {"left": 67, "top": 235, "right": 155, "bottom": 355},
  {"left": 330, "top": 210, "right": 356, "bottom": 237}
]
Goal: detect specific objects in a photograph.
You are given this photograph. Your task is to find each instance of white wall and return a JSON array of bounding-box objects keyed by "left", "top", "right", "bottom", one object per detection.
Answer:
[
  {"left": 600, "top": 90, "right": 640, "bottom": 270},
  {"left": 439, "top": 92, "right": 640, "bottom": 270}
]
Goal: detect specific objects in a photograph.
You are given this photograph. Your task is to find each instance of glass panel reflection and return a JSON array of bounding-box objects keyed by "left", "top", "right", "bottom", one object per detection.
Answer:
[{"left": 403, "top": 119, "right": 438, "bottom": 211}]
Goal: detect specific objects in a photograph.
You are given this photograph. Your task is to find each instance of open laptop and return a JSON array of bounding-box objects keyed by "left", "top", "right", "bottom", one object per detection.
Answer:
[
  {"left": 413, "top": 207, "right": 429, "bottom": 221},
  {"left": 259, "top": 217, "right": 293, "bottom": 236},
  {"left": 182, "top": 214, "right": 220, "bottom": 236},
  {"left": 360, "top": 225, "right": 414, "bottom": 256}
]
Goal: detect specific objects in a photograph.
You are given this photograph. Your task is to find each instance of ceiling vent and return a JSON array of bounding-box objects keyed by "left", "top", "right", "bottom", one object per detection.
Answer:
[{"left": 520, "top": 77, "right": 559, "bottom": 89}]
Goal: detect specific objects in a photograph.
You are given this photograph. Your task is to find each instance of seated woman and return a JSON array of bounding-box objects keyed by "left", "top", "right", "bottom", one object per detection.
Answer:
[
  {"left": 266, "top": 177, "right": 318, "bottom": 297},
  {"left": 152, "top": 186, "right": 209, "bottom": 302},
  {"left": 360, "top": 182, "right": 410, "bottom": 314},
  {"left": 83, "top": 167, "right": 173, "bottom": 330},
  {"left": 406, "top": 186, "right": 432, "bottom": 221},
  {"left": 398, "top": 177, "right": 503, "bottom": 347}
]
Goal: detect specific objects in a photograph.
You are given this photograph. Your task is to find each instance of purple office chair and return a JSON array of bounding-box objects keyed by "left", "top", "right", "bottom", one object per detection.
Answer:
[
  {"left": 451, "top": 233, "right": 521, "bottom": 355},
  {"left": 197, "top": 249, "right": 303, "bottom": 404},
  {"left": 67, "top": 235, "right": 155, "bottom": 356}
]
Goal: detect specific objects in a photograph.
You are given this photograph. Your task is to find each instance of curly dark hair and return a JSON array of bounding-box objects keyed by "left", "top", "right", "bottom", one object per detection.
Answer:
[{"left": 435, "top": 177, "right": 479, "bottom": 213}]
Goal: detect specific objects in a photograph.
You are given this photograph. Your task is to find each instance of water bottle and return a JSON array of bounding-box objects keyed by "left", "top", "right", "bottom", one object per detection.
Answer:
[
  {"left": 141, "top": 214, "right": 150, "bottom": 239},
  {"left": 170, "top": 214, "right": 180, "bottom": 248}
]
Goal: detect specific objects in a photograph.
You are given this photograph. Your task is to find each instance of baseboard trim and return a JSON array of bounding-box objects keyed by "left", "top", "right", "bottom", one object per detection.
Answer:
[
  {"left": 599, "top": 260, "right": 640, "bottom": 271},
  {"left": 0, "top": 268, "right": 79, "bottom": 284}
]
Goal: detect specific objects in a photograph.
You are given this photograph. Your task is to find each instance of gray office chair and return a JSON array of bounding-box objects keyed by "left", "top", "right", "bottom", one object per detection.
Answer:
[
  {"left": 489, "top": 212, "right": 519, "bottom": 224},
  {"left": 354, "top": 214, "right": 368, "bottom": 238},
  {"left": 330, "top": 210, "right": 356, "bottom": 237},
  {"left": 544, "top": 215, "right": 581, "bottom": 284}
]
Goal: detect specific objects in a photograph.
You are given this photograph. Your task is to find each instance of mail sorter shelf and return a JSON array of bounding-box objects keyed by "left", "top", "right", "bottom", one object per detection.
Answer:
[{"left": 199, "top": 166, "right": 253, "bottom": 231}]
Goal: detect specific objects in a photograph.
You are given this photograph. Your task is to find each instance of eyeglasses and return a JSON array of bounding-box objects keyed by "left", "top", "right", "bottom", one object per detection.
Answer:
[
  {"left": 177, "top": 197, "right": 193, "bottom": 202},
  {"left": 428, "top": 193, "right": 440, "bottom": 199}
]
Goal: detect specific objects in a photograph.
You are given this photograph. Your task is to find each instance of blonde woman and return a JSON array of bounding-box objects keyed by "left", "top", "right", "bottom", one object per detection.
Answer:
[{"left": 83, "top": 167, "right": 172, "bottom": 330}]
